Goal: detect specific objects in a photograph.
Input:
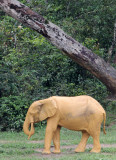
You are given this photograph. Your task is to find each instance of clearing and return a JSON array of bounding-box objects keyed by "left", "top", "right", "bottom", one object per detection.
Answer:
[{"left": 0, "top": 124, "right": 116, "bottom": 160}]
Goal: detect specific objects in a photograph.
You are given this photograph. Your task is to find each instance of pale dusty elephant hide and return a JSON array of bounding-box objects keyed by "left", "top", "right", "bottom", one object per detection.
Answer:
[{"left": 23, "top": 95, "right": 106, "bottom": 154}]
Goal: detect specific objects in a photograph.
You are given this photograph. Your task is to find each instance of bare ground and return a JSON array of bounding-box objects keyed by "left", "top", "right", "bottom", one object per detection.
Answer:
[
  {"left": 34, "top": 143, "right": 116, "bottom": 152},
  {"left": 33, "top": 144, "right": 116, "bottom": 158},
  {"left": 30, "top": 141, "right": 116, "bottom": 158}
]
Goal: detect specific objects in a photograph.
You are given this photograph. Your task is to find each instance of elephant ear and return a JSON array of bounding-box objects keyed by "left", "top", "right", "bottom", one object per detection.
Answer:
[{"left": 39, "top": 98, "right": 57, "bottom": 121}]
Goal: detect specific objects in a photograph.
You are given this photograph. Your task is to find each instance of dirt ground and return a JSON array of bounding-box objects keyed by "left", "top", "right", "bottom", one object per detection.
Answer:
[{"left": 29, "top": 140, "right": 116, "bottom": 158}]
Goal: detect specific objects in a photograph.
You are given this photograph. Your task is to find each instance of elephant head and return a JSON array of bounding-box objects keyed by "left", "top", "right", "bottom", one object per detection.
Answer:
[{"left": 23, "top": 98, "right": 57, "bottom": 139}]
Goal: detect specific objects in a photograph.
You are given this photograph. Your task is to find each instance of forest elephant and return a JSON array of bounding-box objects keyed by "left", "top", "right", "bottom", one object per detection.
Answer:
[{"left": 23, "top": 95, "right": 106, "bottom": 154}]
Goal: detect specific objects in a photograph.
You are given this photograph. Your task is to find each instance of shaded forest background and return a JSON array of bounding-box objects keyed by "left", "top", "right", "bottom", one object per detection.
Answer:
[{"left": 0, "top": 0, "right": 116, "bottom": 131}]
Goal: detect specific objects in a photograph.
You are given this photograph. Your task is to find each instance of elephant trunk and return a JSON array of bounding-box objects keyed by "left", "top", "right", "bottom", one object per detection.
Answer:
[
  {"left": 23, "top": 117, "right": 35, "bottom": 139},
  {"left": 28, "top": 123, "right": 35, "bottom": 139}
]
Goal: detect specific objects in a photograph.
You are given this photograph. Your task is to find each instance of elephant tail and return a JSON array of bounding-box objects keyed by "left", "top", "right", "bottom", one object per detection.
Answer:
[{"left": 103, "top": 112, "right": 106, "bottom": 135}]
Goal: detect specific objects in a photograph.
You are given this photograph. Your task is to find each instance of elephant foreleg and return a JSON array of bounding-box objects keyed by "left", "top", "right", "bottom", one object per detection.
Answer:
[
  {"left": 43, "top": 127, "right": 53, "bottom": 154},
  {"left": 53, "top": 126, "right": 61, "bottom": 153},
  {"left": 75, "top": 131, "right": 90, "bottom": 152},
  {"left": 43, "top": 118, "right": 59, "bottom": 154}
]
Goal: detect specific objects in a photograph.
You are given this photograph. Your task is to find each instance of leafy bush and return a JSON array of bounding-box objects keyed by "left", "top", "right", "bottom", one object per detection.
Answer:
[
  {"left": 0, "top": 95, "right": 30, "bottom": 131},
  {"left": 0, "top": 0, "right": 116, "bottom": 131}
]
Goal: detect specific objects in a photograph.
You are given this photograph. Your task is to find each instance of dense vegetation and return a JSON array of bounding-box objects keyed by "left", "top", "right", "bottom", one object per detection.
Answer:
[{"left": 0, "top": 0, "right": 116, "bottom": 131}]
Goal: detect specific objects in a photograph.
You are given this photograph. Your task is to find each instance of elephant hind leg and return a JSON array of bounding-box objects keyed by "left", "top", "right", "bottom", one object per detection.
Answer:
[
  {"left": 90, "top": 129, "right": 101, "bottom": 153},
  {"left": 75, "top": 131, "right": 90, "bottom": 153}
]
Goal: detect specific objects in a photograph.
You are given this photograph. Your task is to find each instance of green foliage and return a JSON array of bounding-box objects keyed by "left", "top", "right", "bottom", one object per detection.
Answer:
[
  {"left": 83, "top": 38, "right": 105, "bottom": 57},
  {"left": 0, "top": 95, "right": 29, "bottom": 131},
  {"left": 0, "top": 0, "right": 116, "bottom": 131},
  {"left": 41, "top": 0, "right": 116, "bottom": 51}
]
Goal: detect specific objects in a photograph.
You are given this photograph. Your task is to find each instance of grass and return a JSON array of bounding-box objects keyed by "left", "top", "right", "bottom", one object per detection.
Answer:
[{"left": 0, "top": 124, "right": 116, "bottom": 160}]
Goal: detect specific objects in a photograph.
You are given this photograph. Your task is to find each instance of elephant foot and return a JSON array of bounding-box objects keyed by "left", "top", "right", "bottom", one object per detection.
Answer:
[
  {"left": 42, "top": 149, "right": 51, "bottom": 154},
  {"left": 75, "top": 147, "right": 85, "bottom": 153},
  {"left": 90, "top": 148, "right": 101, "bottom": 153},
  {"left": 53, "top": 149, "right": 61, "bottom": 154}
]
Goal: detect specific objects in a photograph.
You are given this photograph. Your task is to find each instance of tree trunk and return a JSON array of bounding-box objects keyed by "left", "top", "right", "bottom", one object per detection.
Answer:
[{"left": 0, "top": 0, "right": 116, "bottom": 96}]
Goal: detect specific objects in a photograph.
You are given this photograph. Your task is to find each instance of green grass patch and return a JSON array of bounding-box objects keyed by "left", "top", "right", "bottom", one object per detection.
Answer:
[{"left": 0, "top": 125, "right": 116, "bottom": 160}]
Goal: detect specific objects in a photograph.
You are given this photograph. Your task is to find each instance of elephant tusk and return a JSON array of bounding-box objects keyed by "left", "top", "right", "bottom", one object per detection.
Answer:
[
  {"left": 27, "top": 123, "right": 35, "bottom": 140},
  {"left": 28, "top": 135, "right": 31, "bottom": 140}
]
